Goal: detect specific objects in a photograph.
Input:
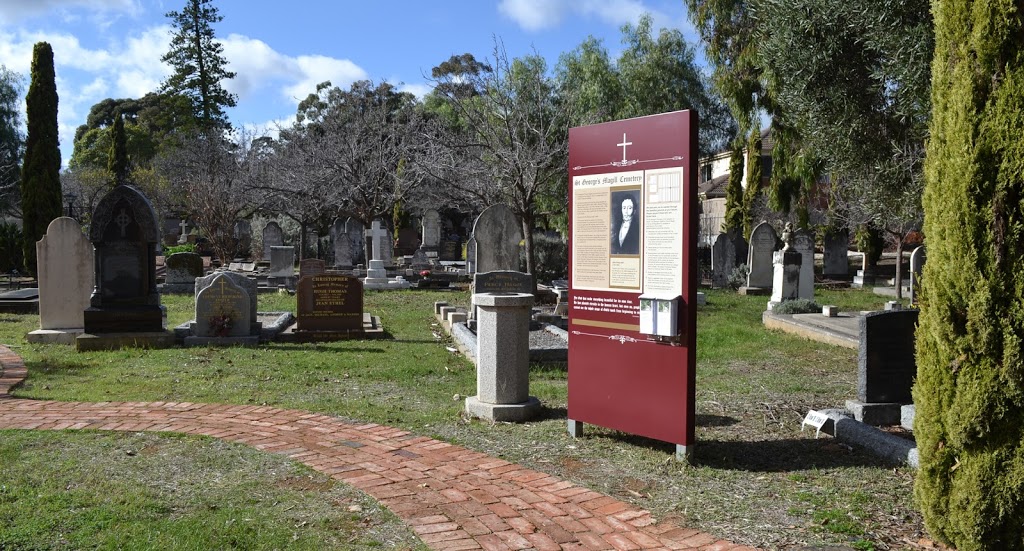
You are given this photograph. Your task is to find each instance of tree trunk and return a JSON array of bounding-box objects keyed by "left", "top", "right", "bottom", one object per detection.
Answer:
[
  {"left": 893, "top": 235, "right": 905, "bottom": 300},
  {"left": 521, "top": 214, "right": 537, "bottom": 294},
  {"left": 299, "top": 221, "right": 308, "bottom": 261}
]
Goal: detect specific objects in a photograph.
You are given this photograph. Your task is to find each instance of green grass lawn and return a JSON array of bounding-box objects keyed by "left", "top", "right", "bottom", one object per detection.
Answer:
[{"left": 0, "top": 286, "right": 923, "bottom": 550}]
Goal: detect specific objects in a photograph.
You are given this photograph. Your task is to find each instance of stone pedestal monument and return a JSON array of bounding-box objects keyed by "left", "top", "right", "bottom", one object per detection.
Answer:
[{"left": 464, "top": 292, "right": 541, "bottom": 422}]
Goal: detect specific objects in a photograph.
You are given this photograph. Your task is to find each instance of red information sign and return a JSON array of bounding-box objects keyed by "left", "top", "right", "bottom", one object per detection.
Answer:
[{"left": 567, "top": 111, "right": 698, "bottom": 459}]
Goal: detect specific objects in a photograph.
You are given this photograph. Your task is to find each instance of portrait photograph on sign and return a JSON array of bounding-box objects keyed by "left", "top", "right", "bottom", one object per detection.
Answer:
[{"left": 609, "top": 189, "right": 641, "bottom": 256}]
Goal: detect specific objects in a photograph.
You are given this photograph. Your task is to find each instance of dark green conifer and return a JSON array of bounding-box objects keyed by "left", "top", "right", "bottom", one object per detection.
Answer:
[
  {"left": 19, "top": 42, "right": 62, "bottom": 275},
  {"left": 913, "top": 1, "right": 1024, "bottom": 548}
]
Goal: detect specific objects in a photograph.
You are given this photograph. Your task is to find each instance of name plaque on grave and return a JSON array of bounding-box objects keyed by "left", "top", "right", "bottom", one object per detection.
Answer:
[
  {"left": 296, "top": 274, "right": 363, "bottom": 331},
  {"left": 440, "top": 240, "right": 461, "bottom": 261}
]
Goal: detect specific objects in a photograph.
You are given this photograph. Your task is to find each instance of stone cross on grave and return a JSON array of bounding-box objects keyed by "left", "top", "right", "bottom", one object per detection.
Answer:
[
  {"left": 179, "top": 219, "right": 188, "bottom": 237},
  {"left": 115, "top": 209, "right": 131, "bottom": 237},
  {"left": 366, "top": 220, "right": 388, "bottom": 262}
]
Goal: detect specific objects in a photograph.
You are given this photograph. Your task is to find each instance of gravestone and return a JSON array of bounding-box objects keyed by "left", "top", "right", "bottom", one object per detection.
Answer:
[
  {"left": 161, "top": 252, "right": 204, "bottom": 293},
  {"left": 471, "top": 270, "right": 534, "bottom": 324},
  {"left": 858, "top": 310, "right": 919, "bottom": 404},
  {"left": 363, "top": 219, "right": 411, "bottom": 289},
  {"left": 421, "top": 209, "right": 441, "bottom": 252},
  {"left": 177, "top": 219, "right": 189, "bottom": 244},
  {"left": 464, "top": 237, "right": 477, "bottom": 273},
  {"left": 345, "top": 218, "right": 365, "bottom": 266},
  {"left": 471, "top": 204, "right": 522, "bottom": 273},
  {"left": 262, "top": 221, "right": 283, "bottom": 261},
  {"left": 233, "top": 219, "right": 252, "bottom": 259},
  {"left": 474, "top": 270, "right": 534, "bottom": 295},
  {"left": 744, "top": 222, "right": 778, "bottom": 291},
  {"left": 268, "top": 246, "right": 296, "bottom": 289},
  {"left": 792, "top": 230, "right": 816, "bottom": 300},
  {"left": 192, "top": 273, "right": 252, "bottom": 338},
  {"left": 728, "top": 228, "right": 749, "bottom": 266},
  {"left": 366, "top": 219, "right": 390, "bottom": 264},
  {"left": 299, "top": 258, "right": 326, "bottom": 279},
  {"left": 396, "top": 227, "right": 420, "bottom": 255},
  {"left": 331, "top": 218, "right": 352, "bottom": 269},
  {"left": 382, "top": 231, "right": 394, "bottom": 267},
  {"left": 767, "top": 227, "right": 802, "bottom": 310},
  {"left": 30, "top": 217, "right": 94, "bottom": 340},
  {"left": 409, "top": 249, "right": 430, "bottom": 271},
  {"left": 711, "top": 232, "right": 735, "bottom": 289},
  {"left": 194, "top": 271, "right": 260, "bottom": 336},
  {"left": 822, "top": 229, "right": 849, "bottom": 278},
  {"left": 440, "top": 239, "right": 462, "bottom": 262},
  {"left": 296, "top": 273, "right": 364, "bottom": 332},
  {"left": 909, "top": 246, "right": 926, "bottom": 305},
  {"left": 82, "top": 185, "right": 164, "bottom": 335}
]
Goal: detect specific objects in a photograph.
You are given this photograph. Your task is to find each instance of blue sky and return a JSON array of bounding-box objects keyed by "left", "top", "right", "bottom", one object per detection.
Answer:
[{"left": 0, "top": 0, "right": 698, "bottom": 165}]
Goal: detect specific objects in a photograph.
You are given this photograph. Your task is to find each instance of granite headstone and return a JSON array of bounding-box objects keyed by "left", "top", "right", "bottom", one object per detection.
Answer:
[{"left": 471, "top": 204, "right": 522, "bottom": 273}]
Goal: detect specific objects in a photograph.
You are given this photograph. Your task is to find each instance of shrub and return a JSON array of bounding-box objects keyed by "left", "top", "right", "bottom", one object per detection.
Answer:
[
  {"left": 771, "top": 298, "right": 820, "bottom": 315},
  {"left": 527, "top": 231, "right": 567, "bottom": 284},
  {"left": 163, "top": 242, "right": 197, "bottom": 255},
  {"left": 728, "top": 263, "right": 749, "bottom": 289}
]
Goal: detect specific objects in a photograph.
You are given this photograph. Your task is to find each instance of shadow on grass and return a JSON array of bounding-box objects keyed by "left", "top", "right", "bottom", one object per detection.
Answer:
[
  {"left": 257, "top": 344, "right": 388, "bottom": 353},
  {"left": 695, "top": 438, "right": 896, "bottom": 471},
  {"left": 696, "top": 414, "right": 740, "bottom": 427}
]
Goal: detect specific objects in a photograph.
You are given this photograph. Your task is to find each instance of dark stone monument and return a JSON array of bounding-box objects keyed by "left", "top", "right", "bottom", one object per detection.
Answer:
[
  {"left": 471, "top": 270, "right": 534, "bottom": 325},
  {"left": 858, "top": 310, "right": 919, "bottom": 404},
  {"left": 83, "top": 185, "right": 163, "bottom": 334},
  {"left": 160, "top": 252, "right": 204, "bottom": 294},
  {"left": 473, "top": 270, "right": 534, "bottom": 295},
  {"left": 823, "top": 229, "right": 850, "bottom": 278},
  {"left": 296, "top": 274, "right": 364, "bottom": 332},
  {"left": 262, "top": 221, "right": 283, "bottom": 261}
]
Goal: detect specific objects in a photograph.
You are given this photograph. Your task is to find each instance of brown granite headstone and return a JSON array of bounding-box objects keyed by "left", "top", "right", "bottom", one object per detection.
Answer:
[{"left": 296, "top": 274, "right": 363, "bottom": 331}]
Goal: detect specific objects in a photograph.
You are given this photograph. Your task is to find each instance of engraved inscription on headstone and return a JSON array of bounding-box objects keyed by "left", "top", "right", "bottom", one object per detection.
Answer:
[{"left": 296, "top": 274, "right": 363, "bottom": 331}]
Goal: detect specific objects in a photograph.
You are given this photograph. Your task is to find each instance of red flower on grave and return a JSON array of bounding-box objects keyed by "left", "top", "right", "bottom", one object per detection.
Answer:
[{"left": 420, "top": 270, "right": 431, "bottom": 277}]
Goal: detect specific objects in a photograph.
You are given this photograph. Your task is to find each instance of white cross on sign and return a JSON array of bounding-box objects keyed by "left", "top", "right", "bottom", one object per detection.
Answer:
[
  {"left": 366, "top": 220, "right": 389, "bottom": 261},
  {"left": 617, "top": 133, "right": 633, "bottom": 163}
]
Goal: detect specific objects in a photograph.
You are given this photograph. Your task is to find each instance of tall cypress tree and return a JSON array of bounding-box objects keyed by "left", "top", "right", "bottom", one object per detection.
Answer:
[
  {"left": 160, "top": 0, "right": 237, "bottom": 132},
  {"left": 20, "top": 42, "right": 62, "bottom": 276},
  {"left": 741, "top": 132, "right": 763, "bottom": 237},
  {"left": 107, "top": 111, "right": 128, "bottom": 186},
  {"left": 722, "top": 144, "right": 745, "bottom": 233},
  {"left": 913, "top": 1, "right": 1024, "bottom": 548}
]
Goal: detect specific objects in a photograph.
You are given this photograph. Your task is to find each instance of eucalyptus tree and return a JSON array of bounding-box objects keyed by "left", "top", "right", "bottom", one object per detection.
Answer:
[{"left": 557, "top": 14, "right": 735, "bottom": 158}]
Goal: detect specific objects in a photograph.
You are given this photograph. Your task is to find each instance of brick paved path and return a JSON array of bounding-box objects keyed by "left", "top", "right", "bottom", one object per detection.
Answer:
[{"left": 0, "top": 345, "right": 756, "bottom": 551}]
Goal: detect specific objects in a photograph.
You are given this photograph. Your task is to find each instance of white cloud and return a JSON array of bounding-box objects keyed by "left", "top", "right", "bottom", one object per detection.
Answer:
[
  {"left": 0, "top": 0, "right": 139, "bottom": 27},
  {"left": 399, "top": 82, "right": 433, "bottom": 99},
  {"left": 497, "top": 0, "right": 569, "bottom": 31},
  {"left": 284, "top": 55, "right": 368, "bottom": 102},
  {"left": 221, "top": 34, "right": 367, "bottom": 105},
  {"left": 498, "top": 0, "right": 686, "bottom": 36}
]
